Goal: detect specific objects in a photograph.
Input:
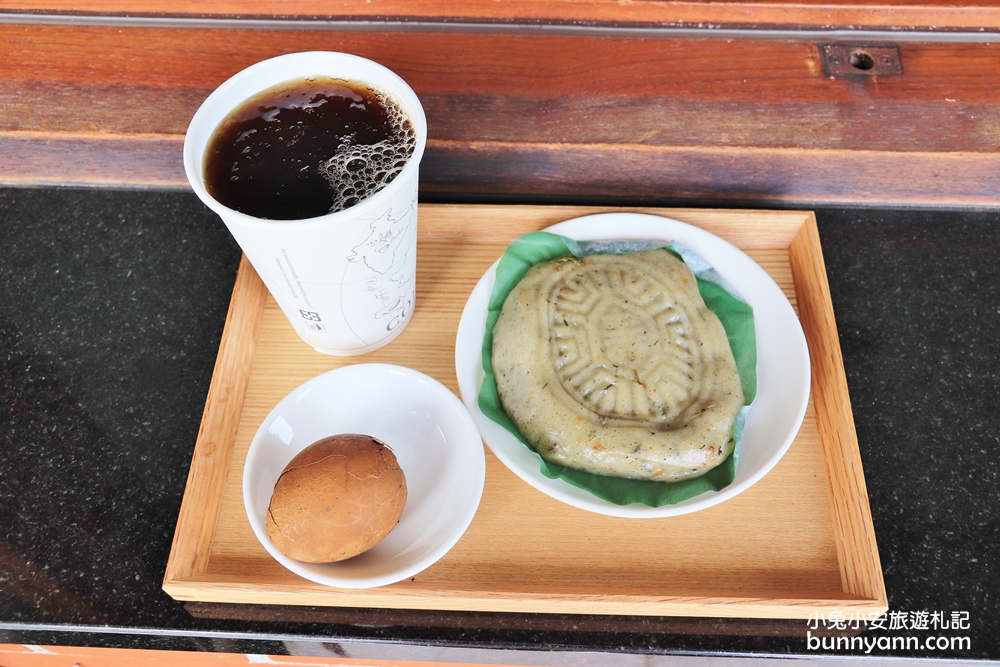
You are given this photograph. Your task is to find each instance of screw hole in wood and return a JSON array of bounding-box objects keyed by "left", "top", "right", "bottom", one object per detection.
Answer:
[
  {"left": 850, "top": 52, "right": 875, "bottom": 70},
  {"left": 821, "top": 44, "right": 902, "bottom": 77}
]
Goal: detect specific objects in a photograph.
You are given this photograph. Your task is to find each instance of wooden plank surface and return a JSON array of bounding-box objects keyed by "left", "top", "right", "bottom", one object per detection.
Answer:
[
  {"left": 3, "top": 24, "right": 1000, "bottom": 205},
  {"left": 4, "top": 27, "right": 997, "bottom": 148},
  {"left": 163, "top": 204, "right": 886, "bottom": 619},
  {"left": 165, "top": 255, "right": 267, "bottom": 582},
  {"left": 790, "top": 219, "right": 885, "bottom": 606},
  {"left": 4, "top": 0, "right": 1000, "bottom": 32},
  {"left": 0, "top": 644, "right": 484, "bottom": 667}
]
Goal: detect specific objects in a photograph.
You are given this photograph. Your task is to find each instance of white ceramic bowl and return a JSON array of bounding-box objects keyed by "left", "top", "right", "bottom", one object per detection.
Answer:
[
  {"left": 454, "top": 213, "right": 811, "bottom": 518},
  {"left": 243, "top": 363, "right": 485, "bottom": 587}
]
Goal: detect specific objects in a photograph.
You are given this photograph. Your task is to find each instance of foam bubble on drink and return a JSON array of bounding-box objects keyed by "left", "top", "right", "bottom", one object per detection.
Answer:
[{"left": 318, "top": 89, "right": 417, "bottom": 212}]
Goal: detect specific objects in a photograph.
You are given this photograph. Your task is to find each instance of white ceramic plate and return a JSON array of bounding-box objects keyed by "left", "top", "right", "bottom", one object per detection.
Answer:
[
  {"left": 243, "top": 363, "right": 485, "bottom": 587},
  {"left": 454, "top": 213, "right": 810, "bottom": 518}
]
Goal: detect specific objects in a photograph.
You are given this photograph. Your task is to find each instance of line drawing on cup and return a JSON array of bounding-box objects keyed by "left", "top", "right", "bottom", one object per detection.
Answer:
[{"left": 345, "top": 192, "right": 418, "bottom": 339}]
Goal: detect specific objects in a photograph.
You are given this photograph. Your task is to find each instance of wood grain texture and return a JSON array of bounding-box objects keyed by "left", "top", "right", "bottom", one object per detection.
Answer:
[
  {"left": 162, "top": 204, "right": 886, "bottom": 619},
  {"left": 4, "top": 0, "right": 1000, "bottom": 31},
  {"left": 422, "top": 143, "right": 1000, "bottom": 207},
  {"left": 164, "top": 255, "right": 267, "bottom": 583},
  {"left": 0, "top": 644, "right": 478, "bottom": 667},
  {"left": 2, "top": 25, "right": 1000, "bottom": 205},
  {"left": 788, "top": 217, "right": 886, "bottom": 607}
]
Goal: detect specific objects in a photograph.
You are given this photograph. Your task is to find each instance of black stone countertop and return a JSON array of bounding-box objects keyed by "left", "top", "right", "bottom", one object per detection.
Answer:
[{"left": 0, "top": 186, "right": 997, "bottom": 663}]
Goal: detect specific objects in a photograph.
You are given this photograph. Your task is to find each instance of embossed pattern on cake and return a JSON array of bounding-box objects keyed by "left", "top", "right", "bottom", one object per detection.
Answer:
[{"left": 492, "top": 249, "right": 745, "bottom": 482}]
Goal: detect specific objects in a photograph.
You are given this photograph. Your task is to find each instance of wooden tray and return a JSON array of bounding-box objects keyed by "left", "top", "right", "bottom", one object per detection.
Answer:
[{"left": 163, "top": 205, "right": 887, "bottom": 619}]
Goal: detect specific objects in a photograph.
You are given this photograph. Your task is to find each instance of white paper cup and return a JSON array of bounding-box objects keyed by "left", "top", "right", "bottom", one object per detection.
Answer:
[{"left": 184, "top": 52, "right": 427, "bottom": 356}]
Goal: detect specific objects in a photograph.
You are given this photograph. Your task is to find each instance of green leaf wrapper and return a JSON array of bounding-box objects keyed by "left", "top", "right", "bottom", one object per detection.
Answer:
[{"left": 478, "top": 231, "right": 757, "bottom": 506}]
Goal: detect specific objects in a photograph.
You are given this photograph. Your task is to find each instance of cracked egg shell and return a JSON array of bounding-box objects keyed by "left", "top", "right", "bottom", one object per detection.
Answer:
[{"left": 265, "top": 434, "right": 407, "bottom": 563}]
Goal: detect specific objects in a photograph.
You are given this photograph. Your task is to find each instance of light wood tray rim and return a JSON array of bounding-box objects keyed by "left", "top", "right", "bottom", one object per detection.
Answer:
[{"left": 163, "top": 204, "right": 887, "bottom": 620}]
